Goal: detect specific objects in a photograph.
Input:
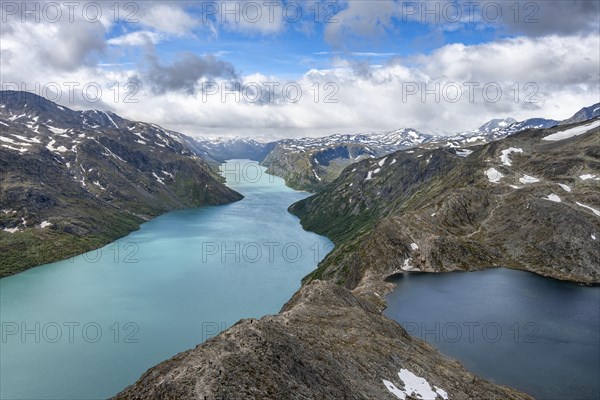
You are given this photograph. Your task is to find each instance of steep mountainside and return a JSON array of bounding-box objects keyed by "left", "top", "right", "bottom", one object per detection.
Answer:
[
  {"left": 290, "top": 118, "right": 600, "bottom": 288},
  {"left": 0, "top": 91, "right": 242, "bottom": 276},
  {"left": 260, "top": 128, "right": 432, "bottom": 191}
]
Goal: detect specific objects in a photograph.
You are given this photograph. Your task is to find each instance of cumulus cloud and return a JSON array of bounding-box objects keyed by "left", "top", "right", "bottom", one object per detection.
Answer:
[
  {"left": 111, "top": 34, "right": 599, "bottom": 137},
  {"left": 0, "top": 1, "right": 598, "bottom": 139},
  {"left": 324, "top": 0, "right": 600, "bottom": 46},
  {"left": 1, "top": 13, "right": 107, "bottom": 72},
  {"left": 107, "top": 31, "right": 166, "bottom": 46},
  {"left": 135, "top": 3, "right": 200, "bottom": 36},
  {"left": 142, "top": 52, "right": 238, "bottom": 94}
]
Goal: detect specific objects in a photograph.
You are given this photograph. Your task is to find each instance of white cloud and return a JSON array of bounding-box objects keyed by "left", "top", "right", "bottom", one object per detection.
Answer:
[
  {"left": 0, "top": 2, "right": 598, "bottom": 139},
  {"left": 136, "top": 4, "right": 199, "bottom": 36},
  {"left": 107, "top": 31, "right": 166, "bottom": 46},
  {"left": 111, "top": 34, "right": 598, "bottom": 137}
]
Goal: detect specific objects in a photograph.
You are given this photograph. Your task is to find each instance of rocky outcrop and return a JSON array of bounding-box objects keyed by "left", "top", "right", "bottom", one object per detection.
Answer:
[{"left": 114, "top": 280, "right": 531, "bottom": 400}]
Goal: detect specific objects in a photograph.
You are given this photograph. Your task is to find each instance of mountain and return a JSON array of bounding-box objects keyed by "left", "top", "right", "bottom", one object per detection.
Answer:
[
  {"left": 114, "top": 109, "right": 599, "bottom": 400},
  {"left": 0, "top": 91, "right": 242, "bottom": 276},
  {"left": 290, "top": 118, "right": 600, "bottom": 287},
  {"left": 259, "top": 128, "right": 433, "bottom": 191},
  {"left": 560, "top": 102, "right": 600, "bottom": 125},
  {"left": 477, "top": 117, "right": 518, "bottom": 133},
  {"left": 185, "top": 104, "right": 597, "bottom": 194},
  {"left": 428, "top": 117, "right": 558, "bottom": 150},
  {"left": 194, "top": 136, "right": 276, "bottom": 163}
]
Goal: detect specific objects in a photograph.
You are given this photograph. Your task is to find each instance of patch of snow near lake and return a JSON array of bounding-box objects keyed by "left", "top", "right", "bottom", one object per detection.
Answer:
[
  {"left": 39, "top": 221, "right": 52, "bottom": 228},
  {"left": 456, "top": 149, "right": 473, "bottom": 157},
  {"left": 520, "top": 174, "right": 540, "bottom": 184},
  {"left": 410, "top": 243, "right": 419, "bottom": 250},
  {"left": 542, "top": 120, "right": 600, "bottom": 141},
  {"left": 558, "top": 184, "right": 572, "bottom": 192},
  {"left": 500, "top": 147, "right": 523, "bottom": 166},
  {"left": 3, "top": 227, "right": 20, "bottom": 234},
  {"left": 383, "top": 369, "right": 448, "bottom": 400},
  {"left": 579, "top": 174, "right": 598, "bottom": 181},
  {"left": 378, "top": 157, "right": 388, "bottom": 167},
  {"left": 485, "top": 168, "right": 504, "bottom": 183},
  {"left": 576, "top": 202, "right": 600, "bottom": 217},
  {"left": 544, "top": 194, "right": 561, "bottom": 203},
  {"left": 401, "top": 258, "right": 419, "bottom": 272},
  {"left": 509, "top": 185, "right": 522, "bottom": 189}
]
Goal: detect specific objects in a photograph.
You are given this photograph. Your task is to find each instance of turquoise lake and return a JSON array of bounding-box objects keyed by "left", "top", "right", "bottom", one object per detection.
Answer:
[
  {"left": 0, "top": 160, "right": 333, "bottom": 399},
  {"left": 384, "top": 268, "right": 600, "bottom": 400}
]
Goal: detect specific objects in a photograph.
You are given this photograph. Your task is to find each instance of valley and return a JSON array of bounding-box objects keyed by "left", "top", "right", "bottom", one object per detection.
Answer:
[
  {"left": 114, "top": 108, "right": 599, "bottom": 399},
  {"left": 1, "top": 92, "right": 599, "bottom": 400},
  {"left": 2, "top": 3, "right": 599, "bottom": 399}
]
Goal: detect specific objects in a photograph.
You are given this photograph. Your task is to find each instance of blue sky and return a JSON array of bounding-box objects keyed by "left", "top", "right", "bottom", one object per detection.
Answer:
[
  {"left": 2, "top": 1, "right": 599, "bottom": 137},
  {"left": 102, "top": 1, "right": 507, "bottom": 77}
]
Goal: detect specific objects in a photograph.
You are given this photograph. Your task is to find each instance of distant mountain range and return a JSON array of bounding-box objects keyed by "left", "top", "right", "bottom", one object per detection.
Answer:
[{"left": 203, "top": 106, "right": 592, "bottom": 191}]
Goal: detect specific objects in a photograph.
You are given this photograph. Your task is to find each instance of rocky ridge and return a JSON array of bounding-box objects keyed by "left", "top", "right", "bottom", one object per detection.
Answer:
[{"left": 114, "top": 280, "right": 531, "bottom": 400}]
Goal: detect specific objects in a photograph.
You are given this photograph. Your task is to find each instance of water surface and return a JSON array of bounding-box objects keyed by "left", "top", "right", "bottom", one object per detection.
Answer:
[
  {"left": 0, "top": 160, "right": 332, "bottom": 399},
  {"left": 384, "top": 268, "right": 600, "bottom": 400}
]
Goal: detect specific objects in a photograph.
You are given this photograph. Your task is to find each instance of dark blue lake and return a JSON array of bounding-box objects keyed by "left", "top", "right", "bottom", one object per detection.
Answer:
[{"left": 384, "top": 268, "right": 600, "bottom": 400}]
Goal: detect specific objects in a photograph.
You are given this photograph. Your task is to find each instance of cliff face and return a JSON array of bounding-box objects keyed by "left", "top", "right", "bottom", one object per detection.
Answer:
[{"left": 114, "top": 280, "right": 531, "bottom": 400}]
